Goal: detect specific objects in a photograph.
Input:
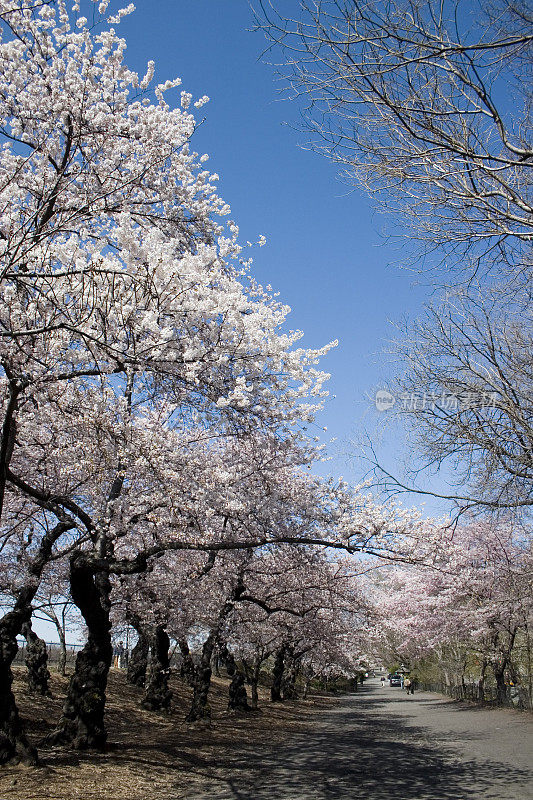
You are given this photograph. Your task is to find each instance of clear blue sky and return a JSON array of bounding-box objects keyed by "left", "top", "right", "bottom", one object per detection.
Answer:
[{"left": 115, "top": 0, "right": 449, "bottom": 510}]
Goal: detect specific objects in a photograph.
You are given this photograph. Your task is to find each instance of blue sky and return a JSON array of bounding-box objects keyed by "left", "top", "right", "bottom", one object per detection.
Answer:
[{"left": 116, "top": 0, "right": 447, "bottom": 510}]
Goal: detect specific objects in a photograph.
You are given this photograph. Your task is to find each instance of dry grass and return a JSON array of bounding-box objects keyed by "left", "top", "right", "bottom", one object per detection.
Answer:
[{"left": 0, "top": 667, "right": 334, "bottom": 799}]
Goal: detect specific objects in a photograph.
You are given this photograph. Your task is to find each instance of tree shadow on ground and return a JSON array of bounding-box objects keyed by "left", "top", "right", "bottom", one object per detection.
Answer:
[
  {"left": 4, "top": 672, "right": 532, "bottom": 800},
  {"left": 176, "top": 691, "right": 533, "bottom": 800}
]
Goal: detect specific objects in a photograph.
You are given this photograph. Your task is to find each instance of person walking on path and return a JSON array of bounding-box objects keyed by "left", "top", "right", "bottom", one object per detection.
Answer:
[
  {"left": 113, "top": 641, "right": 124, "bottom": 669},
  {"left": 404, "top": 677, "right": 412, "bottom": 693}
]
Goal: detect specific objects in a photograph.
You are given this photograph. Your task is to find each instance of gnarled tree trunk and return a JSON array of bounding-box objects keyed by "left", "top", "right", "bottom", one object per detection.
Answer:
[
  {"left": 142, "top": 626, "right": 172, "bottom": 712},
  {"left": 185, "top": 634, "right": 215, "bottom": 722},
  {"left": 282, "top": 646, "right": 300, "bottom": 700},
  {"left": 494, "top": 663, "right": 508, "bottom": 705},
  {"left": 477, "top": 660, "right": 488, "bottom": 701},
  {"left": 49, "top": 556, "right": 112, "bottom": 750},
  {"left": 22, "top": 621, "right": 51, "bottom": 697},
  {"left": 0, "top": 604, "right": 38, "bottom": 765},
  {"left": 225, "top": 651, "right": 249, "bottom": 713},
  {"left": 243, "top": 656, "right": 264, "bottom": 710},
  {"left": 127, "top": 616, "right": 150, "bottom": 688},
  {"left": 179, "top": 640, "right": 195, "bottom": 687},
  {"left": 271, "top": 645, "right": 287, "bottom": 703},
  {"left": 0, "top": 516, "right": 72, "bottom": 764}
]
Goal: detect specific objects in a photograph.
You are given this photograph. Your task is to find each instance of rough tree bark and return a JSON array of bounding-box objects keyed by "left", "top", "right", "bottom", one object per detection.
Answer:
[
  {"left": 142, "top": 626, "right": 172, "bottom": 712},
  {"left": 184, "top": 634, "right": 215, "bottom": 722},
  {"left": 494, "top": 664, "right": 508, "bottom": 705},
  {"left": 250, "top": 678, "right": 259, "bottom": 709},
  {"left": 178, "top": 640, "right": 195, "bottom": 687},
  {"left": 492, "top": 629, "right": 517, "bottom": 706},
  {"left": 56, "top": 616, "right": 68, "bottom": 677},
  {"left": 225, "top": 650, "right": 249, "bottom": 713},
  {"left": 271, "top": 644, "right": 287, "bottom": 703},
  {"left": 48, "top": 555, "right": 113, "bottom": 750},
  {"left": 243, "top": 656, "right": 265, "bottom": 710},
  {"left": 282, "top": 646, "right": 300, "bottom": 700},
  {"left": 21, "top": 621, "right": 51, "bottom": 697},
  {"left": 0, "top": 516, "right": 71, "bottom": 765},
  {"left": 126, "top": 616, "right": 150, "bottom": 688},
  {"left": 0, "top": 603, "right": 38, "bottom": 765}
]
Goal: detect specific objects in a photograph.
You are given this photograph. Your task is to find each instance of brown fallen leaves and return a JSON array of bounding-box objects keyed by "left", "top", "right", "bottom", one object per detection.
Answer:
[{"left": 0, "top": 667, "right": 333, "bottom": 799}]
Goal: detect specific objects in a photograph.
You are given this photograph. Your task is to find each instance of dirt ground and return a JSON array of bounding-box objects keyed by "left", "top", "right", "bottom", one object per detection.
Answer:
[{"left": 0, "top": 667, "right": 334, "bottom": 800}]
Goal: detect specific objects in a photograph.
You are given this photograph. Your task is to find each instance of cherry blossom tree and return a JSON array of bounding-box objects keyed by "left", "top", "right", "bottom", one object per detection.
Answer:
[
  {"left": 369, "top": 520, "right": 533, "bottom": 703},
  {"left": 0, "top": 0, "right": 337, "bottom": 762}
]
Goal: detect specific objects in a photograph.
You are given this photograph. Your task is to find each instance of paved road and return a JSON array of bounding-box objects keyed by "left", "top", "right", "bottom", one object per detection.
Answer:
[{"left": 185, "top": 679, "right": 533, "bottom": 800}]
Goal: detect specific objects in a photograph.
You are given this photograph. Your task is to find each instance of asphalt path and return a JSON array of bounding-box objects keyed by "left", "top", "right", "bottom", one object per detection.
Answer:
[{"left": 185, "top": 678, "right": 533, "bottom": 800}]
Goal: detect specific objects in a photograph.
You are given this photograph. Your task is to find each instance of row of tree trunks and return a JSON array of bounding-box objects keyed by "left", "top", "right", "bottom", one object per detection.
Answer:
[
  {"left": 270, "top": 644, "right": 303, "bottom": 703},
  {"left": 179, "top": 576, "right": 250, "bottom": 722},
  {"left": 4, "top": 596, "right": 305, "bottom": 766}
]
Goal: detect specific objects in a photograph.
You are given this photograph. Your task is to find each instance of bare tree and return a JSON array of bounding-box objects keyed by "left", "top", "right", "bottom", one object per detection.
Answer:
[
  {"left": 257, "top": 1, "right": 533, "bottom": 517},
  {"left": 369, "top": 283, "right": 533, "bottom": 518},
  {"left": 256, "top": 0, "right": 533, "bottom": 282}
]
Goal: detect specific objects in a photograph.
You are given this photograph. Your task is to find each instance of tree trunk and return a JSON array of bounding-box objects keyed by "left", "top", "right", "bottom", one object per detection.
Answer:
[
  {"left": 477, "top": 660, "right": 488, "bottom": 701},
  {"left": 185, "top": 634, "right": 215, "bottom": 722},
  {"left": 41, "top": 605, "right": 69, "bottom": 676},
  {"left": 187, "top": 663, "right": 212, "bottom": 722},
  {"left": 250, "top": 677, "right": 259, "bottom": 709},
  {"left": 49, "top": 557, "right": 112, "bottom": 750},
  {"left": 57, "top": 625, "right": 67, "bottom": 677},
  {"left": 248, "top": 658, "right": 262, "bottom": 710},
  {"left": 0, "top": 517, "right": 71, "bottom": 765},
  {"left": 142, "top": 626, "right": 172, "bottom": 712},
  {"left": 178, "top": 640, "right": 195, "bottom": 687},
  {"left": 0, "top": 605, "right": 38, "bottom": 765},
  {"left": 213, "top": 650, "right": 222, "bottom": 678},
  {"left": 282, "top": 648, "right": 300, "bottom": 700},
  {"left": 21, "top": 621, "right": 51, "bottom": 697},
  {"left": 225, "top": 652, "right": 249, "bottom": 713},
  {"left": 271, "top": 645, "right": 286, "bottom": 703},
  {"left": 127, "top": 617, "right": 150, "bottom": 688},
  {"left": 494, "top": 663, "right": 508, "bottom": 705},
  {"left": 0, "top": 390, "right": 41, "bottom": 764}
]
